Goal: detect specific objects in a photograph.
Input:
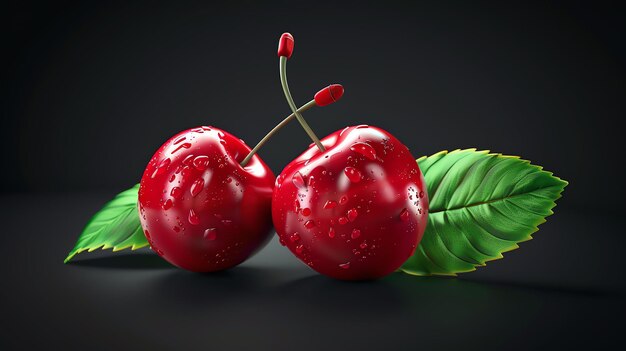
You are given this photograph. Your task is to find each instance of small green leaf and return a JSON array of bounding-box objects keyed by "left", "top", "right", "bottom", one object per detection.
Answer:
[
  {"left": 64, "top": 184, "right": 148, "bottom": 263},
  {"left": 402, "top": 149, "right": 567, "bottom": 276}
]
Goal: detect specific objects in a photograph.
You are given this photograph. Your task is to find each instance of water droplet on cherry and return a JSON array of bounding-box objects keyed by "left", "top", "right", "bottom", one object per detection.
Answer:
[
  {"left": 188, "top": 209, "right": 200, "bottom": 225},
  {"left": 204, "top": 228, "right": 217, "bottom": 240},
  {"left": 192, "top": 155, "right": 210, "bottom": 170},
  {"left": 304, "top": 220, "right": 315, "bottom": 229},
  {"left": 350, "top": 142, "right": 377, "bottom": 160},
  {"left": 151, "top": 158, "right": 171, "bottom": 178},
  {"left": 182, "top": 154, "right": 194, "bottom": 165},
  {"left": 339, "top": 195, "right": 349, "bottom": 205},
  {"left": 292, "top": 171, "right": 306, "bottom": 189},
  {"left": 338, "top": 217, "right": 348, "bottom": 225},
  {"left": 351, "top": 228, "right": 361, "bottom": 239},
  {"left": 295, "top": 245, "right": 304, "bottom": 254},
  {"left": 400, "top": 208, "right": 410, "bottom": 222},
  {"left": 324, "top": 200, "right": 337, "bottom": 209},
  {"left": 159, "top": 158, "right": 171, "bottom": 168},
  {"left": 181, "top": 166, "right": 193, "bottom": 181},
  {"left": 339, "top": 262, "right": 350, "bottom": 269},
  {"left": 301, "top": 208, "right": 312, "bottom": 216},
  {"left": 190, "top": 178, "right": 204, "bottom": 197},
  {"left": 347, "top": 208, "right": 358, "bottom": 222},
  {"left": 171, "top": 142, "right": 191, "bottom": 154},
  {"left": 344, "top": 167, "right": 362, "bottom": 183},
  {"left": 170, "top": 187, "right": 182, "bottom": 198},
  {"left": 328, "top": 227, "right": 335, "bottom": 238},
  {"left": 162, "top": 199, "right": 173, "bottom": 210},
  {"left": 290, "top": 233, "right": 300, "bottom": 242}
]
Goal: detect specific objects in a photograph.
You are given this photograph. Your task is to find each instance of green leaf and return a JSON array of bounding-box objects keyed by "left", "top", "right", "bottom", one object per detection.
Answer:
[
  {"left": 64, "top": 184, "right": 148, "bottom": 263},
  {"left": 401, "top": 149, "right": 567, "bottom": 276}
]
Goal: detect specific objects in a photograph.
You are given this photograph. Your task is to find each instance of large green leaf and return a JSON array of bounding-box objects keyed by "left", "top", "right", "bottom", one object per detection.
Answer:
[
  {"left": 401, "top": 149, "right": 567, "bottom": 276},
  {"left": 64, "top": 184, "right": 148, "bottom": 263}
]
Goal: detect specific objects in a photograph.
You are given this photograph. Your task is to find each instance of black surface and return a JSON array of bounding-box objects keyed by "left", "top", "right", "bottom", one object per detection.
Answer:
[
  {"left": 2, "top": 194, "right": 625, "bottom": 350},
  {"left": 3, "top": 1, "right": 626, "bottom": 350}
]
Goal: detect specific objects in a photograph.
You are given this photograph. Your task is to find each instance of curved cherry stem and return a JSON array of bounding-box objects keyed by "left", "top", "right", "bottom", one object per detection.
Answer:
[
  {"left": 279, "top": 56, "right": 325, "bottom": 152},
  {"left": 240, "top": 99, "right": 317, "bottom": 167}
]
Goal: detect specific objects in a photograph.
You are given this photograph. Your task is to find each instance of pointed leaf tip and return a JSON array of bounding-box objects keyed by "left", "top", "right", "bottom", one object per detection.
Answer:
[
  {"left": 402, "top": 149, "right": 567, "bottom": 276},
  {"left": 64, "top": 184, "right": 149, "bottom": 263}
]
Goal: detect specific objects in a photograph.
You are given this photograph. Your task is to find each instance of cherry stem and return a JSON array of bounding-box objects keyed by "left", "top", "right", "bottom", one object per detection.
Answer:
[
  {"left": 240, "top": 99, "right": 317, "bottom": 167},
  {"left": 279, "top": 56, "right": 326, "bottom": 152}
]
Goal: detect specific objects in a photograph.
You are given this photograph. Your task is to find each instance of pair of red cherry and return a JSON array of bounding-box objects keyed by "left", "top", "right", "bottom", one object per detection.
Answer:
[{"left": 138, "top": 34, "right": 428, "bottom": 280}]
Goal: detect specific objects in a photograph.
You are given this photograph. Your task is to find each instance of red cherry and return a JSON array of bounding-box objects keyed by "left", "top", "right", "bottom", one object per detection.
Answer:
[
  {"left": 271, "top": 125, "right": 429, "bottom": 280},
  {"left": 139, "top": 126, "right": 275, "bottom": 272}
]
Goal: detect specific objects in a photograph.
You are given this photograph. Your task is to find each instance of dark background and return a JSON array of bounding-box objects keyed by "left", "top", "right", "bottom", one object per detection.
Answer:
[{"left": 2, "top": 1, "right": 625, "bottom": 350}]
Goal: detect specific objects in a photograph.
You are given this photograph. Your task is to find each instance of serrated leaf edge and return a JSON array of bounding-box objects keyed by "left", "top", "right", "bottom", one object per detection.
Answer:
[
  {"left": 64, "top": 242, "right": 147, "bottom": 264},
  {"left": 401, "top": 148, "right": 568, "bottom": 276},
  {"left": 64, "top": 184, "right": 149, "bottom": 263}
]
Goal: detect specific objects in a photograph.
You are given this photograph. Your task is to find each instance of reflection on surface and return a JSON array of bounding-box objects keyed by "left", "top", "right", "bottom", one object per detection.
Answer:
[
  {"left": 69, "top": 252, "right": 175, "bottom": 270},
  {"left": 50, "top": 243, "right": 626, "bottom": 350},
  {"left": 70, "top": 250, "right": 621, "bottom": 299}
]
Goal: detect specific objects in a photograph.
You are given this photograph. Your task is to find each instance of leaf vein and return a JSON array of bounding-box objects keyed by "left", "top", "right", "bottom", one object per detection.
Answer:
[
  {"left": 429, "top": 185, "right": 565, "bottom": 214},
  {"left": 428, "top": 151, "right": 475, "bottom": 202}
]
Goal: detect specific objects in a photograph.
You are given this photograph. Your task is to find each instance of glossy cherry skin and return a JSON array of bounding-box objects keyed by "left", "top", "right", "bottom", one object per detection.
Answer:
[
  {"left": 272, "top": 125, "right": 428, "bottom": 280},
  {"left": 139, "top": 126, "right": 275, "bottom": 272}
]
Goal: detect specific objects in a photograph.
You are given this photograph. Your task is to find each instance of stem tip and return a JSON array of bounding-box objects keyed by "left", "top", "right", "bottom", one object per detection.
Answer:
[
  {"left": 314, "top": 84, "right": 344, "bottom": 106},
  {"left": 277, "top": 33, "right": 295, "bottom": 59}
]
